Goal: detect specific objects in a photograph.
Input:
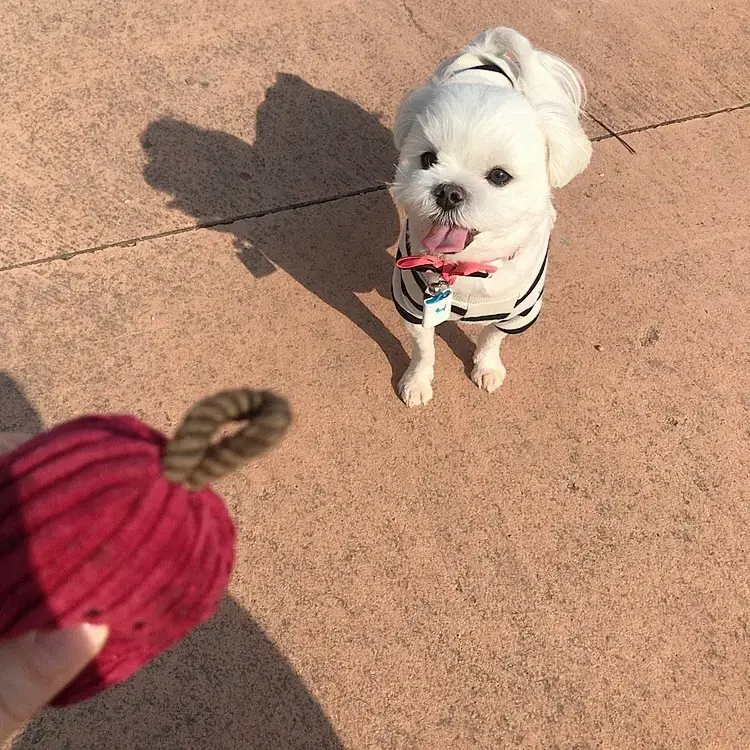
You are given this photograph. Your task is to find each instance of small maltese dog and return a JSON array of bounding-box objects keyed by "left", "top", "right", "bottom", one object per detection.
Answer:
[{"left": 389, "top": 28, "right": 592, "bottom": 406}]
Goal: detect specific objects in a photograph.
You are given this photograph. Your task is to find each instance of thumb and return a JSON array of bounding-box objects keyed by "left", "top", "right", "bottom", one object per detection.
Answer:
[{"left": 0, "top": 624, "right": 109, "bottom": 741}]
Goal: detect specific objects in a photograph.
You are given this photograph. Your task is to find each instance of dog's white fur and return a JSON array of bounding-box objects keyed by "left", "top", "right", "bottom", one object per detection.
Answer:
[{"left": 390, "top": 28, "right": 591, "bottom": 406}]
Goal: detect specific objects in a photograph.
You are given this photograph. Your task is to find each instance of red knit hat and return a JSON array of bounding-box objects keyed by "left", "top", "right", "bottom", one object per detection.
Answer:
[{"left": 0, "top": 389, "right": 291, "bottom": 706}]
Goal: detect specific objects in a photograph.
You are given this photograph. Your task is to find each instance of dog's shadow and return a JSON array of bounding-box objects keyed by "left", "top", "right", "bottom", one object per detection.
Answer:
[{"left": 141, "top": 74, "right": 474, "bottom": 386}]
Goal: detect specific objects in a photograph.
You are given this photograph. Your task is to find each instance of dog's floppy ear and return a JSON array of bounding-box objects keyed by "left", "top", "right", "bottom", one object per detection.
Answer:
[
  {"left": 465, "top": 27, "right": 592, "bottom": 187},
  {"left": 393, "top": 86, "right": 434, "bottom": 151},
  {"left": 536, "top": 103, "right": 592, "bottom": 188},
  {"left": 527, "top": 45, "right": 592, "bottom": 187}
]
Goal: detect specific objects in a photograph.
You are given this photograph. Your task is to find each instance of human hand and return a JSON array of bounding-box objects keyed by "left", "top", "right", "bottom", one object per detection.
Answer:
[
  {"left": 0, "top": 432, "right": 109, "bottom": 743},
  {"left": 0, "top": 625, "right": 109, "bottom": 742}
]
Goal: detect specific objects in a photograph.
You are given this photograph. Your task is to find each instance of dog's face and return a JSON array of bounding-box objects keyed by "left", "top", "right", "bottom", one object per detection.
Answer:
[{"left": 390, "top": 84, "right": 552, "bottom": 249}]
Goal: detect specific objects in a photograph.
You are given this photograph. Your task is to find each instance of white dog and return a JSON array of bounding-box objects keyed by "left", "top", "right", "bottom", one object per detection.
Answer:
[{"left": 390, "top": 28, "right": 592, "bottom": 406}]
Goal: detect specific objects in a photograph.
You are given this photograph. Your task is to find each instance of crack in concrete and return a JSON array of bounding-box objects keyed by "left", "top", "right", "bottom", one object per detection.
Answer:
[
  {"left": 399, "top": 0, "right": 434, "bottom": 42},
  {"left": 590, "top": 100, "right": 749, "bottom": 141},
  {"left": 585, "top": 111, "right": 637, "bottom": 154},
  {"left": 1, "top": 101, "right": 747, "bottom": 274},
  {"left": 0, "top": 186, "right": 386, "bottom": 273}
]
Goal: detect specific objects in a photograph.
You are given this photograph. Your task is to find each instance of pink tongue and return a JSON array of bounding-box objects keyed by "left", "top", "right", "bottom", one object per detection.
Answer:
[{"left": 422, "top": 224, "right": 469, "bottom": 254}]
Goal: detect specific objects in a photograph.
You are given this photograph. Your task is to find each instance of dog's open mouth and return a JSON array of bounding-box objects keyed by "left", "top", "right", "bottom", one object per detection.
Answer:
[{"left": 422, "top": 224, "right": 477, "bottom": 254}]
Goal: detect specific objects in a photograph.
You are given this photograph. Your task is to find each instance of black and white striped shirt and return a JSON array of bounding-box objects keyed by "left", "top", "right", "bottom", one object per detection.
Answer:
[{"left": 391, "top": 223, "right": 549, "bottom": 334}]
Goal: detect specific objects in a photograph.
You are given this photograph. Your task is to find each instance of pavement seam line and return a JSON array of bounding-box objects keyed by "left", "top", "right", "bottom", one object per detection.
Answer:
[
  {"left": 585, "top": 112, "right": 637, "bottom": 154},
  {"left": 399, "top": 0, "right": 434, "bottom": 42},
  {"left": 0, "top": 185, "right": 386, "bottom": 273},
  {"left": 1, "top": 101, "right": 747, "bottom": 274},
  {"left": 589, "top": 100, "right": 750, "bottom": 140}
]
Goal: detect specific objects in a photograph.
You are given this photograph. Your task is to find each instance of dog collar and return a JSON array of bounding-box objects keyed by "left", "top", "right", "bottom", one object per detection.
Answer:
[{"left": 454, "top": 61, "right": 514, "bottom": 87}]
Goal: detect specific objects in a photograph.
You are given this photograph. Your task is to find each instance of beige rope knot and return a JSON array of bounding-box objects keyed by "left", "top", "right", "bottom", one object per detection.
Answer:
[{"left": 161, "top": 389, "right": 292, "bottom": 491}]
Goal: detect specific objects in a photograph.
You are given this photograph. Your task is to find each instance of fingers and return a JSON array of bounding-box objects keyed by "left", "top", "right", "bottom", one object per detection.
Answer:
[{"left": 0, "top": 624, "right": 109, "bottom": 741}]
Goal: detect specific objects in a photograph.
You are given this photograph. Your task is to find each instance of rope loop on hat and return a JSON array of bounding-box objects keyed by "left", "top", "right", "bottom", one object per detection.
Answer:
[{"left": 161, "top": 389, "right": 292, "bottom": 490}]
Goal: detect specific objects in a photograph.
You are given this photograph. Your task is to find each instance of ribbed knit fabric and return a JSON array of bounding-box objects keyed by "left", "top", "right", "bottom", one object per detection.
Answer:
[{"left": 0, "top": 415, "right": 235, "bottom": 706}]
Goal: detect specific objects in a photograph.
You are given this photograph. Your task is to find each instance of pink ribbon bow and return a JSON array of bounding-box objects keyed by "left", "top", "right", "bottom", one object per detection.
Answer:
[{"left": 396, "top": 255, "right": 497, "bottom": 285}]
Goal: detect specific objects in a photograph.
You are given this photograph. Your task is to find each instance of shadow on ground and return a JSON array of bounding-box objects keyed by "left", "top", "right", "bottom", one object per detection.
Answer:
[
  {"left": 0, "top": 373, "right": 44, "bottom": 434},
  {"left": 12, "top": 597, "right": 343, "bottom": 750},
  {"left": 140, "top": 73, "right": 474, "bottom": 386},
  {"left": 0, "top": 379, "right": 341, "bottom": 748}
]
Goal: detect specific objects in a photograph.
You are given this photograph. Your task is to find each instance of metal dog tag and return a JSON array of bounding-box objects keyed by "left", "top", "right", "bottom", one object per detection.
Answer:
[{"left": 422, "top": 281, "right": 453, "bottom": 328}]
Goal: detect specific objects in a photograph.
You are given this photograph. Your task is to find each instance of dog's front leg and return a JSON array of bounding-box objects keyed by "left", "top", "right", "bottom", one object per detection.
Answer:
[
  {"left": 398, "top": 322, "right": 436, "bottom": 406},
  {"left": 471, "top": 324, "right": 507, "bottom": 393}
]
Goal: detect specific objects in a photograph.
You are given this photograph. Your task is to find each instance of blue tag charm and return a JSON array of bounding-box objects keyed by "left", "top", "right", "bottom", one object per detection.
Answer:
[{"left": 422, "top": 281, "right": 453, "bottom": 328}]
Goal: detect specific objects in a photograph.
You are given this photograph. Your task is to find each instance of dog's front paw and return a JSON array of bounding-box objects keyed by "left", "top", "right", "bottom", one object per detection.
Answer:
[
  {"left": 398, "top": 369, "right": 434, "bottom": 407},
  {"left": 471, "top": 363, "right": 506, "bottom": 393}
]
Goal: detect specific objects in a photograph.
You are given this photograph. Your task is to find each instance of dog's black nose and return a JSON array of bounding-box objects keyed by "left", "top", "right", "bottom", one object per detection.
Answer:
[{"left": 433, "top": 183, "right": 466, "bottom": 211}]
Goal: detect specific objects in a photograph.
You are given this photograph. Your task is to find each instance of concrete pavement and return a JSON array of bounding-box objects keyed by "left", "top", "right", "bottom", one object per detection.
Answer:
[{"left": 2, "top": 0, "right": 749, "bottom": 747}]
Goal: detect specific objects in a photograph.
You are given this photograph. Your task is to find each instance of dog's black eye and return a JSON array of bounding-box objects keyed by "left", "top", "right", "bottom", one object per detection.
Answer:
[
  {"left": 420, "top": 151, "right": 438, "bottom": 170},
  {"left": 487, "top": 167, "right": 512, "bottom": 186}
]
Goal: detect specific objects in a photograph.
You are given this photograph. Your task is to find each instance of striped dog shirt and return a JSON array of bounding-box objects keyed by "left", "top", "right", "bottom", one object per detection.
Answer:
[{"left": 391, "top": 222, "right": 549, "bottom": 334}]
